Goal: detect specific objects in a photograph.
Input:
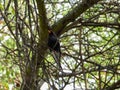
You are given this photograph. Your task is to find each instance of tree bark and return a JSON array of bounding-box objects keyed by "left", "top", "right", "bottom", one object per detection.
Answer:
[
  {"left": 52, "top": 0, "right": 102, "bottom": 36},
  {"left": 21, "top": 0, "right": 48, "bottom": 90},
  {"left": 20, "top": 0, "right": 103, "bottom": 90}
]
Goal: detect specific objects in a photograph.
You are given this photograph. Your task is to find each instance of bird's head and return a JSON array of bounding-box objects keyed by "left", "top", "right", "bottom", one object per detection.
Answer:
[
  {"left": 48, "top": 30, "right": 53, "bottom": 35},
  {"left": 48, "top": 30, "right": 52, "bottom": 33}
]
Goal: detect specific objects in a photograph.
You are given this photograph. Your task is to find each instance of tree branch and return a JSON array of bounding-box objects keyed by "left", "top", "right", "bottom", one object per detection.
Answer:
[
  {"left": 35, "top": 0, "right": 48, "bottom": 64},
  {"left": 105, "top": 80, "right": 120, "bottom": 90},
  {"left": 52, "top": 0, "right": 103, "bottom": 36},
  {"left": 36, "top": 0, "right": 48, "bottom": 40}
]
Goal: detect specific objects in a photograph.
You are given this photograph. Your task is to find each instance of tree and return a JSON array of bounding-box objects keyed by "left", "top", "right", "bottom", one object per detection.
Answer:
[{"left": 0, "top": 0, "right": 120, "bottom": 90}]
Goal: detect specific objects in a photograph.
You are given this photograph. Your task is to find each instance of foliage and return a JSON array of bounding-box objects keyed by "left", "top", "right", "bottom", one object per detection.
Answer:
[{"left": 0, "top": 0, "right": 120, "bottom": 90}]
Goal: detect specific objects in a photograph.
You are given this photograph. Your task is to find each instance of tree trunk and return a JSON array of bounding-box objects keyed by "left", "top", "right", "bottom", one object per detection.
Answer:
[
  {"left": 20, "top": 62, "right": 38, "bottom": 90},
  {"left": 20, "top": 47, "right": 46, "bottom": 90}
]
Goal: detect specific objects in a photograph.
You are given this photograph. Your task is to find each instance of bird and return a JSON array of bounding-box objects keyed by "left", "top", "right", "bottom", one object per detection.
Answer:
[{"left": 48, "top": 30, "right": 61, "bottom": 70}]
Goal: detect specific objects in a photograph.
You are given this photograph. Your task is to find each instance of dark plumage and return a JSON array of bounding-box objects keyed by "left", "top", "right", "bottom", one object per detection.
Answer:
[
  {"left": 48, "top": 30, "right": 61, "bottom": 69},
  {"left": 48, "top": 30, "right": 61, "bottom": 53}
]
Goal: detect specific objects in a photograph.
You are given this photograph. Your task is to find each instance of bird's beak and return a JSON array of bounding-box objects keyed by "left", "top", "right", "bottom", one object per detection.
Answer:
[{"left": 48, "top": 30, "right": 51, "bottom": 33}]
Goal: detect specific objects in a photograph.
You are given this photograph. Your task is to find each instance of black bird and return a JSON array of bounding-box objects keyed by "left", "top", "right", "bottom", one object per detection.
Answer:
[{"left": 48, "top": 30, "right": 61, "bottom": 69}]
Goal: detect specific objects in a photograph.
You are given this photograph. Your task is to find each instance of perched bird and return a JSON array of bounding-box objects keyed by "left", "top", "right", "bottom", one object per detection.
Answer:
[{"left": 48, "top": 30, "right": 61, "bottom": 69}]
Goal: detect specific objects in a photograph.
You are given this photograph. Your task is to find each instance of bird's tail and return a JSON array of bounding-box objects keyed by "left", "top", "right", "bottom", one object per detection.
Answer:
[{"left": 51, "top": 51, "right": 62, "bottom": 70}]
